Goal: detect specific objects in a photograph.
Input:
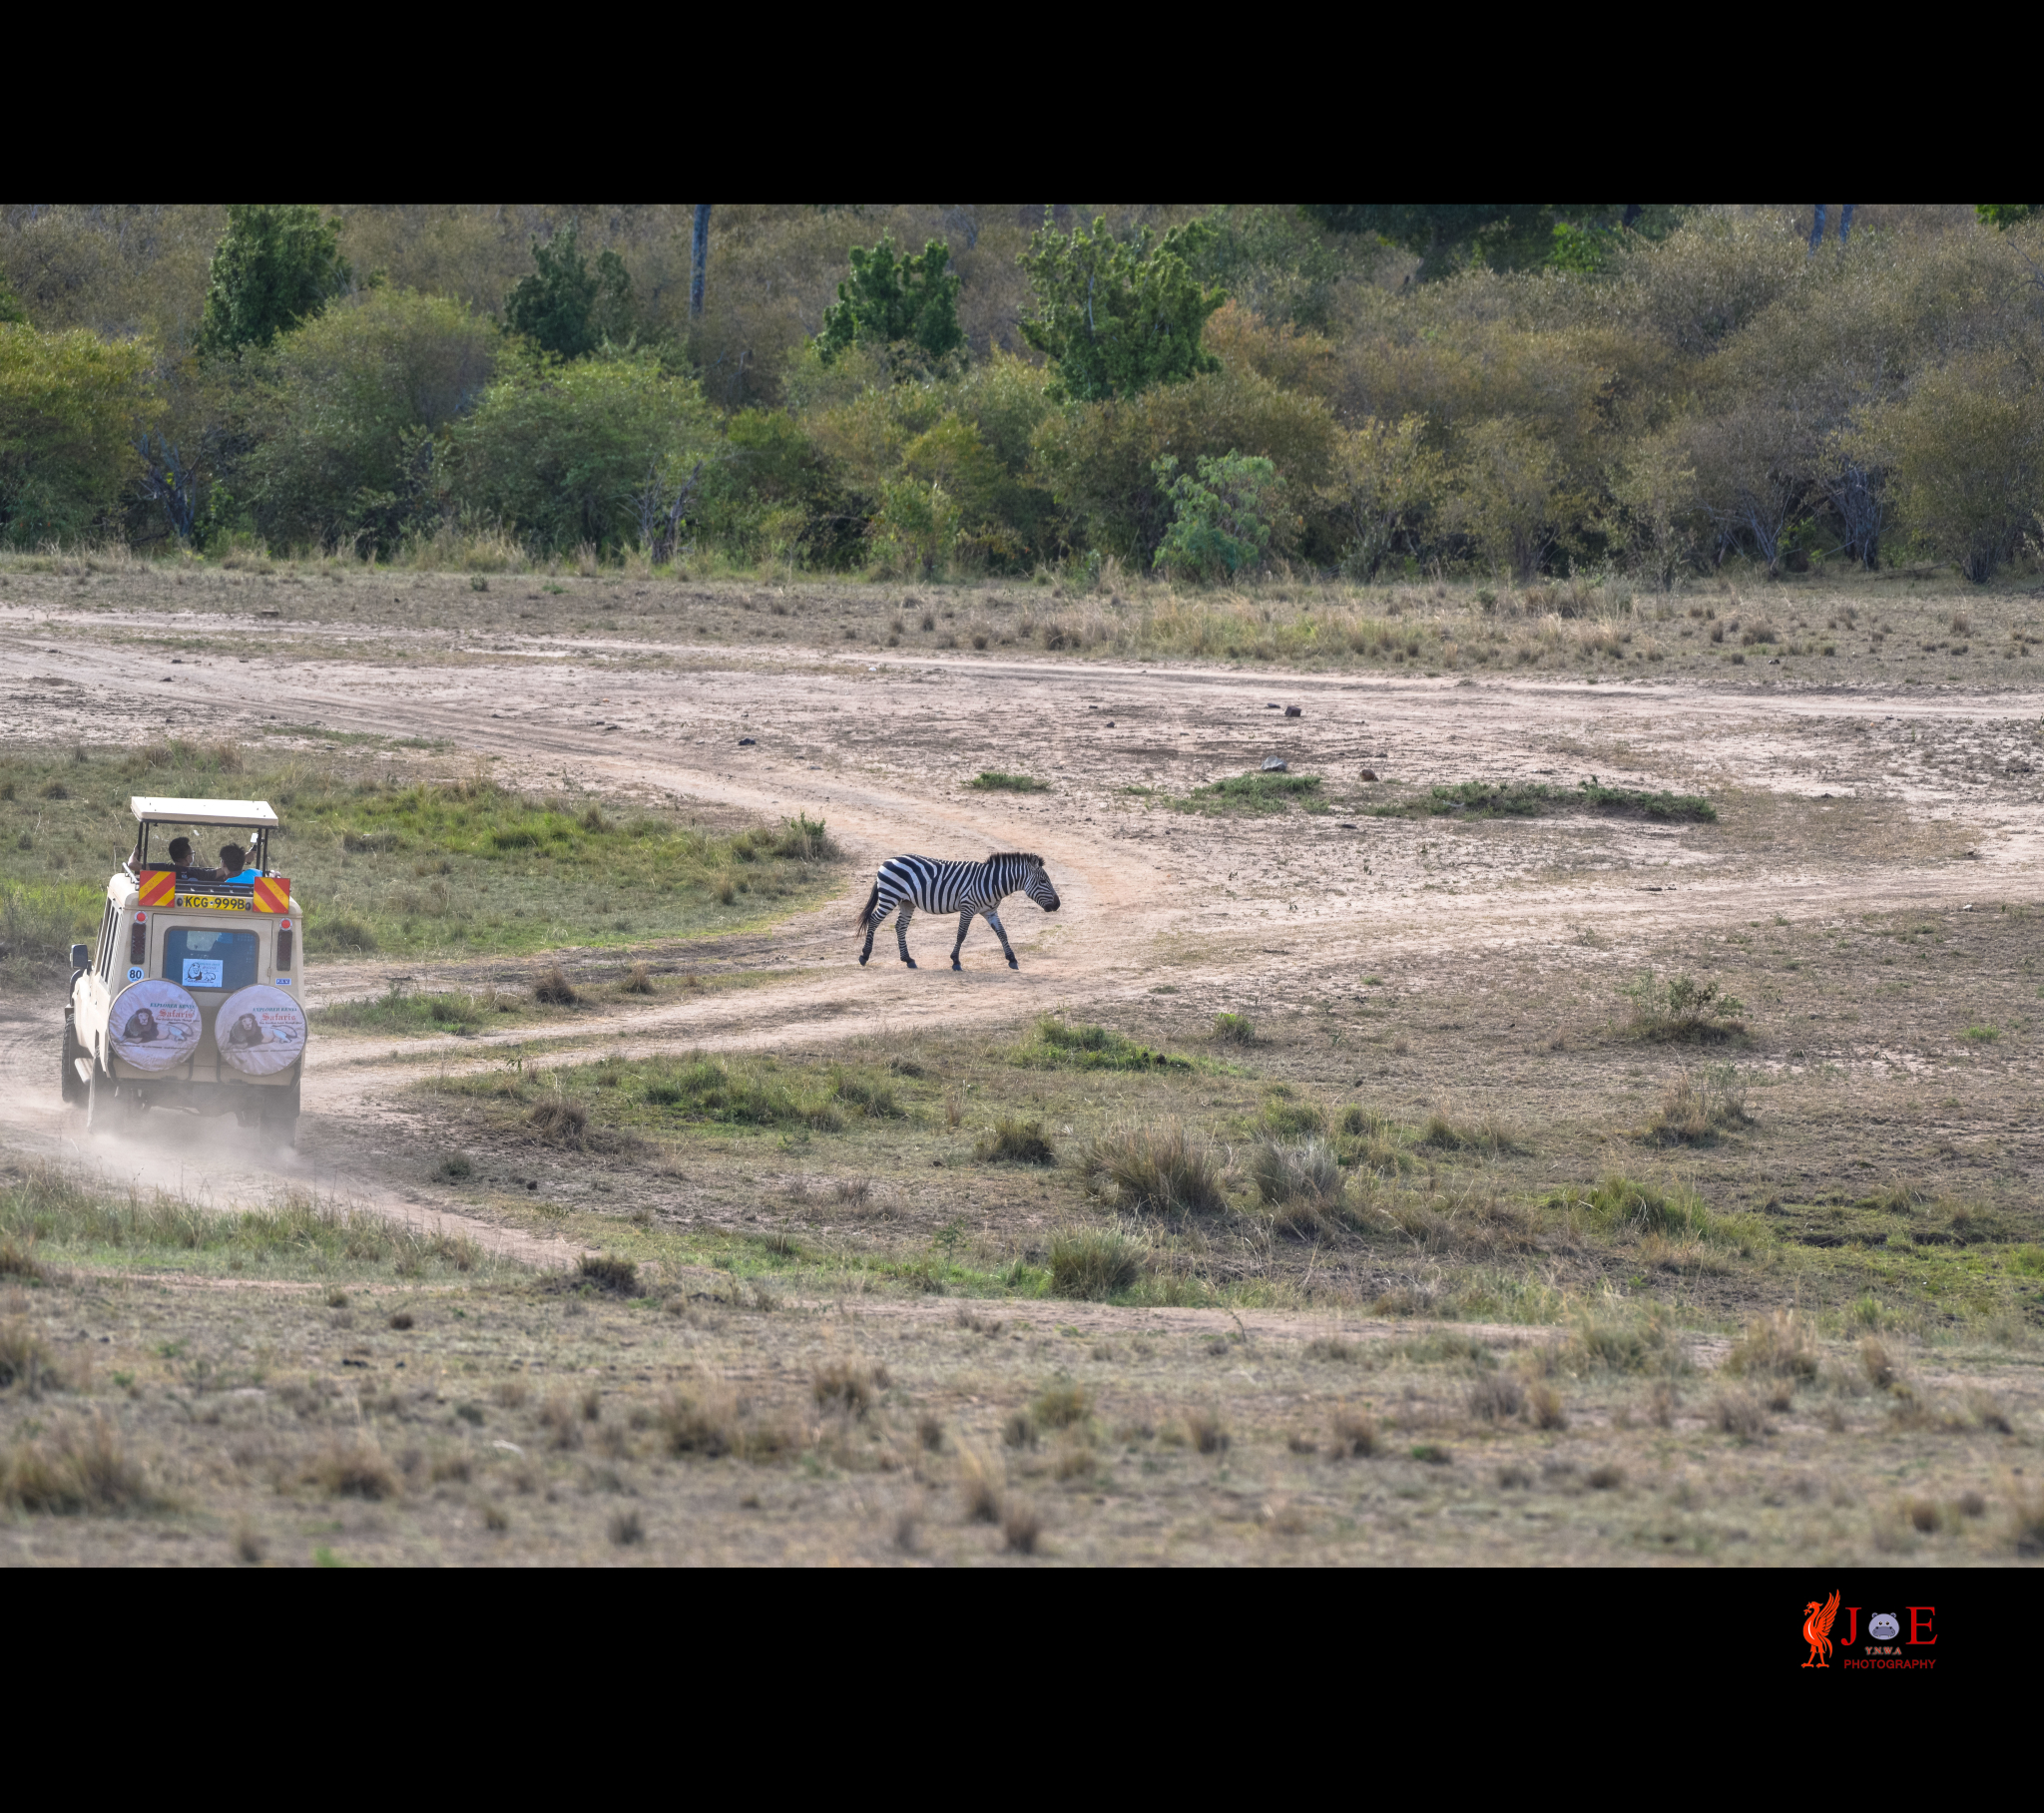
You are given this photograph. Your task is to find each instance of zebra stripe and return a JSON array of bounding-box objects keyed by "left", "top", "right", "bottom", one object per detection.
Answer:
[{"left": 855, "top": 851, "right": 1061, "bottom": 971}]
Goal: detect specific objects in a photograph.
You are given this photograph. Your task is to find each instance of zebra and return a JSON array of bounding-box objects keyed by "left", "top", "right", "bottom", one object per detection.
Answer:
[{"left": 855, "top": 852, "right": 1061, "bottom": 970}]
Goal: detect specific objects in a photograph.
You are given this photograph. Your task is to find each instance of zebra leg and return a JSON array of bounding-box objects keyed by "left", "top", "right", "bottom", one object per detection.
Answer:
[
  {"left": 950, "top": 909, "right": 975, "bottom": 970},
  {"left": 895, "top": 901, "right": 918, "bottom": 968},
  {"left": 859, "top": 901, "right": 880, "bottom": 966},
  {"left": 984, "top": 909, "right": 1020, "bottom": 970}
]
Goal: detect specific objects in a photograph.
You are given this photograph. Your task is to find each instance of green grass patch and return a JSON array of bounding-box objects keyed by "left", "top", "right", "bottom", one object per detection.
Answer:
[
  {"left": 0, "top": 739, "right": 845, "bottom": 965},
  {"left": 0, "top": 1159, "right": 494, "bottom": 1280},
  {"left": 968, "top": 770, "right": 1051, "bottom": 793},
  {"left": 1375, "top": 779, "right": 1717, "bottom": 823},
  {"left": 1015, "top": 1015, "right": 1191, "bottom": 1072},
  {"left": 314, "top": 984, "right": 531, "bottom": 1038},
  {"left": 1175, "top": 771, "right": 1324, "bottom": 814}
]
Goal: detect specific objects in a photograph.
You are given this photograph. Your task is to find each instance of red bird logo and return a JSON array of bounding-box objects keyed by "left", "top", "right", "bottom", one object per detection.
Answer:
[{"left": 1802, "top": 1590, "right": 1841, "bottom": 1667}]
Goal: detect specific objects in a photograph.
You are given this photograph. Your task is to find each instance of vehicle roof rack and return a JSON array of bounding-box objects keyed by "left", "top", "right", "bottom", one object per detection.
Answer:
[{"left": 130, "top": 796, "right": 280, "bottom": 828}]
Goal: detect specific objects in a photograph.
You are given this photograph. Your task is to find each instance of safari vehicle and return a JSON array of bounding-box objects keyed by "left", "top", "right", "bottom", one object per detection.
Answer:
[{"left": 61, "top": 797, "right": 304, "bottom": 1145}]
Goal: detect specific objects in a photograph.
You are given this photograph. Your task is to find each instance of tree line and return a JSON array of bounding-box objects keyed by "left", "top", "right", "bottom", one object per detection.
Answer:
[{"left": 4, "top": 202, "right": 2042, "bottom": 585}]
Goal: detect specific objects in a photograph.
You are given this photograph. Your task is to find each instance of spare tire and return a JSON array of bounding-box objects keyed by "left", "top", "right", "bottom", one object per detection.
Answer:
[
  {"left": 216, "top": 984, "right": 306, "bottom": 1077},
  {"left": 108, "top": 979, "right": 204, "bottom": 1073}
]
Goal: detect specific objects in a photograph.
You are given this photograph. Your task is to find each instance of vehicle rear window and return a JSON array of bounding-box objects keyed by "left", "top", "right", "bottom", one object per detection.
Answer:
[{"left": 163, "top": 927, "right": 258, "bottom": 992}]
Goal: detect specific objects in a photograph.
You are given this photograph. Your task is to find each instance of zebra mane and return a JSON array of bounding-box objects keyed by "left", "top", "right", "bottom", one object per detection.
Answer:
[{"left": 985, "top": 851, "right": 1042, "bottom": 866}]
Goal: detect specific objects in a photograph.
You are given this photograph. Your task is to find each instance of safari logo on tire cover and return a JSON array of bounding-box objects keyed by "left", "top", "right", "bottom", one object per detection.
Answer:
[
  {"left": 214, "top": 984, "right": 305, "bottom": 1077},
  {"left": 110, "top": 980, "right": 203, "bottom": 1072}
]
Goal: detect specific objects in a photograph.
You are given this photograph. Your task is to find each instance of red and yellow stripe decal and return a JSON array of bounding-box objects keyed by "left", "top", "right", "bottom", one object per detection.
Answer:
[
  {"left": 253, "top": 876, "right": 291, "bottom": 914},
  {"left": 138, "top": 869, "right": 176, "bottom": 908}
]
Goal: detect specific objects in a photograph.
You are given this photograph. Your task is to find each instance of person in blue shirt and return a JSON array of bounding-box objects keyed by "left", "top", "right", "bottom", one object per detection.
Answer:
[{"left": 217, "top": 842, "right": 261, "bottom": 883}]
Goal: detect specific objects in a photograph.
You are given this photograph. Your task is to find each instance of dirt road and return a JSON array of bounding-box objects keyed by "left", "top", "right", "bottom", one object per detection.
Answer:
[{"left": 6, "top": 597, "right": 2041, "bottom": 1257}]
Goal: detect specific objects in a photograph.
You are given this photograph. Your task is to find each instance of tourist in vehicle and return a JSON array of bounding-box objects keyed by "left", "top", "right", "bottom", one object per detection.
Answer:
[
  {"left": 218, "top": 842, "right": 260, "bottom": 883},
  {"left": 165, "top": 836, "right": 222, "bottom": 881}
]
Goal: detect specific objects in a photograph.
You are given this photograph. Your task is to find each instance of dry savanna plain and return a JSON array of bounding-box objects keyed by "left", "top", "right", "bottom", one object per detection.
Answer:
[{"left": 3, "top": 551, "right": 2044, "bottom": 1567}]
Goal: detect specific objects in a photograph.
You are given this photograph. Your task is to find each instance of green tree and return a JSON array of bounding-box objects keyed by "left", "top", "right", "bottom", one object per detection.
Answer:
[
  {"left": 1976, "top": 205, "right": 2042, "bottom": 229},
  {"left": 502, "top": 225, "right": 636, "bottom": 360},
  {"left": 241, "top": 288, "right": 500, "bottom": 555},
  {"left": 815, "top": 235, "right": 962, "bottom": 366},
  {"left": 198, "top": 205, "right": 349, "bottom": 355},
  {"left": 1020, "top": 216, "right": 1226, "bottom": 402},
  {"left": 1152, "top": 452, "right": 1281, "bottom": 580},
  {"left": 450, "top": 349, "right": 715, "bottom": 552},
  {"left": 0, "top": 272, "right": 27, "bottom": 325},
  {"left": 0, "top": 325, "right": 159, "bottom": 545}
]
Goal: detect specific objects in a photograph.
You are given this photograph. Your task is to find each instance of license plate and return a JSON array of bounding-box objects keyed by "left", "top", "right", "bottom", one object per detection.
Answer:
[{"left": 175, "top": 894, "right": 251, "bottom": 913}]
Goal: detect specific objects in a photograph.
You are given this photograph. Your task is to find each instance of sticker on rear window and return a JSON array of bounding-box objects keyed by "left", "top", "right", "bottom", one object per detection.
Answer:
[{"left": 182, "top": 957, "right": 225, "bottom": 989}]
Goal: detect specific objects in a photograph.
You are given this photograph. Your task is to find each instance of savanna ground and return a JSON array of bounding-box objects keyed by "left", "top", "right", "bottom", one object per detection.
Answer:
[{"left": 3, "top": 551, "right": 2044, "bottom": 1566}]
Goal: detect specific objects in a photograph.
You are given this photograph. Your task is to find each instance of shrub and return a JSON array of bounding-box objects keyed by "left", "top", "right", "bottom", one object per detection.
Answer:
[
  {"left": 1020, "top": 215, "right": 1224, "bottom": 403},
  {"left": 1713, "top": 1391, "right": 1771, "bottom": 1440},
  {"left": 1081, "top": 1121, "right": 1228, "bottom": 1215},
  {"left": 1330, "top": 1405, "right": 1377, "bottom": 1457},
  {"left": 1213, "top": 1012, "right": 1257, "bottom": 1045},
  {"left": 975, "top": 1117, "right": 1056, "bottom": 1164},
  {"left": 0, "top": 326, "right": 160, "bottom": 547},
  {"left": 1153, "top": 451, "right": 1282, "bottom": 580},
  {"left": 622, "top": 962, "right": 655, "bottom": 995},
  {"left": 1033, "top": 1384, "right": 1090, "bottom": 1429},
  {"left": 1621, "top": 972, "right": 1747, "bottom": 1042},
  {"left": 968, "top": 770, "right": 1050, "bottom": 792},
  {"left": 658, "top": 1386, "right": 742, "bottom": 1456},
  {"left": 1048, "top": 1226, "right": 1144, "bottom": 1300}
]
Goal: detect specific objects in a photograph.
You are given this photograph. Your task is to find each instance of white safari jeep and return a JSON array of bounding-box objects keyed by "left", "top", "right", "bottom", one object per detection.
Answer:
[{"left": 62, "top": 797, "right": 305, "bottom": 1145}]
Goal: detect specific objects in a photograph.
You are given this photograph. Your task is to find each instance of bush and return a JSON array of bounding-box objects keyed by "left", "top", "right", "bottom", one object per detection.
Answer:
[
  {"left": 450, "top": 348, "right": 717, "bottom": 555},
  {"left": 968, "top": 770, "right": 1050, "bottom": 793},
  {"left": 1081, "top": 1121, "right": 1227, "bottom": 1215},
  {"left": 1152, "top": 451, "right": 1281, "bottom": 580},
  {"left": 1622, "top": 972, "right": 1747, "bottom": 1043},
  {"left": 0, "top": 325, "right": 159, "bottom": 547},
  {"left": 1646, "top": 1067, "right": 1753, "bottom": 1143},
  {"left": 1213, "top": 1012, "right": 1256, "bottom": 1045},
  {"left": 1726, "top": 1311, "right": 1818, "bottom": 1381}
]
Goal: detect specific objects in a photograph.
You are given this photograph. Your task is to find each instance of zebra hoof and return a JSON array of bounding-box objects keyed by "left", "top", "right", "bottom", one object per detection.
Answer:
[
  {"left": 858, "top": 954, "right": 868, "bottom": 967},
  {"left": 951, "top": 960, "right": 962, "bottom": 971},
  {"left": 1007, "top": 958, "right": 1019, "bottom": 970},
  {"left": 902, "top": 958, "right": 918, "bottom": 969}
]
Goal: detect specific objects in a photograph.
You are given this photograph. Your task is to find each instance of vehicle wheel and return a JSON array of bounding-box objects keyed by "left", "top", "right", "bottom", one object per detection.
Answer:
[
  {"left": 85, "top": 1063, "right": 115, "bottom": 1133},
  {"left": 60, "top": 1014, "right": 88, "bottom": 1109},
  {"left": 264, "top": 1110, "right": 299, "bottom": 1150}
]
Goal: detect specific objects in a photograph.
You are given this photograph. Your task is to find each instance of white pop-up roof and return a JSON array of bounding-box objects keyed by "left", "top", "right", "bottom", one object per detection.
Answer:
[{"left": 131, "top": 796, "right": 280, "bottom": 828}]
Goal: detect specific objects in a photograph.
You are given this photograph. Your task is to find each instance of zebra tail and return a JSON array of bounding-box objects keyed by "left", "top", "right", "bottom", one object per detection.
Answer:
[{"left": 853, "top": 878, "right": 880, "bottom": 935}]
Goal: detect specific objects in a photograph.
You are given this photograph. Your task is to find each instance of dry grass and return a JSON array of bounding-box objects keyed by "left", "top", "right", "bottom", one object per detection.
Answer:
[
  {"left": 534, "top": 963, "right": 580, "bottom": 1006},
  {"left": 813, "top": 1359, "right": 889, "bottom": 1417},
  {"left": 306, "top": 1438, "right": 401, "bottom": 1500},
  {"left": 1002, "top": 1502, "right": 1043, "bottom": 1554},
  {"left": 1081, "top": 1120, "right": 1228, "bottom": 1215},
  {"left": 1, "top": 1414, "right": 152, "bottom": 1514},
  {"left": 1726, "top": 1310, "right": 1819, "bottom": 1381},
  {"left": 957, "top": 1444, "right": 1003, "bottom": 1523},
  {"left": 0, "top": 1319, "right": 62, "bottom": 1395},
  {"left": 622, "top": 962, "right": 655, "bottom": 995},
  {"left": 1468, "top": 1373, "right": 1526, "bottom": 1422},
  {"left": 1185, "top": 1405, "right": 1231, "bottom": 1455},
  {"left": 974, "top": 1117, "right": 1057, "bottom": 1164},
  {"left": 1713, "top": 1390, "right": 1771, "bottom": 1440}
]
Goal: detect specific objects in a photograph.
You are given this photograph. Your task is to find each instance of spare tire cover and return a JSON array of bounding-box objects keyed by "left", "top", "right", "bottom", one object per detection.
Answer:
[
  {"left": 215, "top": 984, "right": 306, "bottom": 1077},
  {"left": 109, "top": 980, "right": 204, "bottom": 1073}
]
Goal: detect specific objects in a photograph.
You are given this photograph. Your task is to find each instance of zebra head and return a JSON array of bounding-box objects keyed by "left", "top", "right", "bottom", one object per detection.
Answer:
[{"left": 1019, "top": 853, "right": 1060, "bottom": 913}]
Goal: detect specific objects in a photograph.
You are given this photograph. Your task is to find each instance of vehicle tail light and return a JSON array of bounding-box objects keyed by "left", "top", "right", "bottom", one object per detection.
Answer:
[
  {"left": 129, "top": 914, "right": 147, "bottom": 966},
  {"left": 276, "top": 920, "right": 293, "bottom": 972}
]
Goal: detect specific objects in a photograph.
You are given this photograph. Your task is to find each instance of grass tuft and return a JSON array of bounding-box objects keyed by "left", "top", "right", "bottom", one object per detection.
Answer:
[
  {"left": 975, "top": 1117, "right": 1057, "bottom": 1164},
  {"left": 579, "top": 1252, "right": 639, "bottom": 1294},
  {"left": 2, "top": 1414, "right": 152, "bottom": 1514},
  {"left": 534, "top": 963, "right": 580, "bottom": 1007},
  {"left": 1019, "top": 1015, "right": 1189, "bottom": 1072},
  {"left": 1726, "top": 1311, "right": 1818, "bottom": 1381},
  {"left": 1621, "top": 972, "right": 1748, "bottom": 1044},
  {"left": 307, "top": 1438, "right": 401, "bottom": 1500},
  {"left": 968, "top": 770, "right": 1051, "bottom": 792},
  {"left": 1048, "top": 1226, "right": 1144, "bottom": 1299},
  {"left": 1212, "top": 1012, "right": 1257, "bottom": 1045},
  {"left": 1081, "top": 1121, "right": 1228, "bottom": 1215}
]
